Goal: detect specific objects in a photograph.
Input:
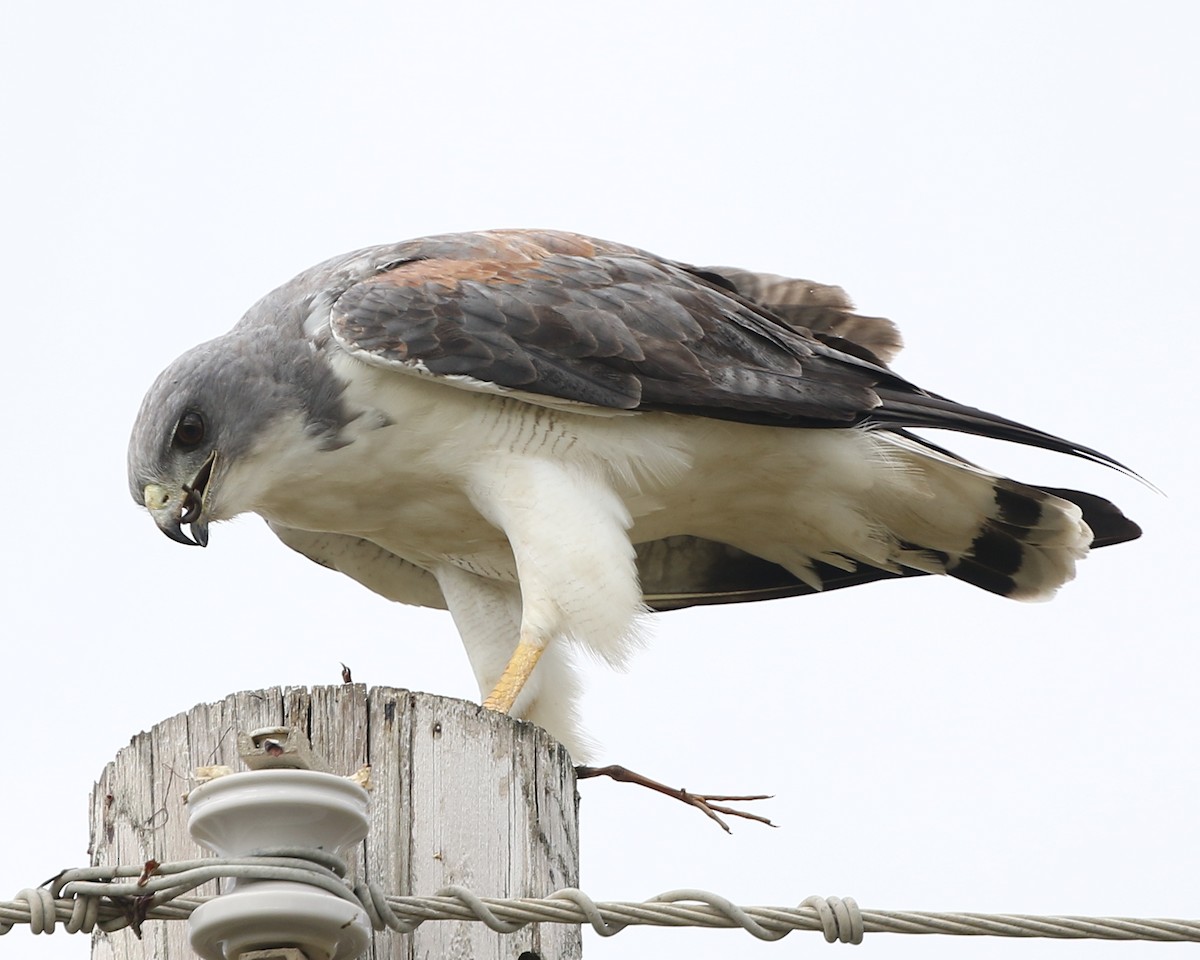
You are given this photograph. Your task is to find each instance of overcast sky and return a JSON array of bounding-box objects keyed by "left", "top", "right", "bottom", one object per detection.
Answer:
[{"left": 3, "top": 3, "right": 1197, "bottom": 958}]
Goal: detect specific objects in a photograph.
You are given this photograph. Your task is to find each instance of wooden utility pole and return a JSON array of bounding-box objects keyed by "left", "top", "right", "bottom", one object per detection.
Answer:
[{"left": 88, "top": 686, "right": 581, "bottom": 960}]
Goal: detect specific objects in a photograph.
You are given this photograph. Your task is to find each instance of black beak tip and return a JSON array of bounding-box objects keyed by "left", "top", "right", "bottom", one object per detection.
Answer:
[{"left": 158, "top": 520, "right": 206, "bottom": 547}]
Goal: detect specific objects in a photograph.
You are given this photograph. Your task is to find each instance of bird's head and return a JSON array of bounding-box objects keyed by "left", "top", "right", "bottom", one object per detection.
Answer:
[
  {"left": 129, "top": 320, "right": 355, "bottom": 547},
  {"left": 127, "top": 339, "right": 247, "bottom": 547}
]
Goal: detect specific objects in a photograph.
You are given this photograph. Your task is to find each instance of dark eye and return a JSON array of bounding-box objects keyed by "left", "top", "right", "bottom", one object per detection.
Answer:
[{"left": 174, "top": 411, "right": 206, "bottom": 448}]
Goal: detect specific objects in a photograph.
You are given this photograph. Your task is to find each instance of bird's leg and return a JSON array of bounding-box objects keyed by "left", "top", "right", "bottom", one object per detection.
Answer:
[
  {"left": 482, "top": 633, "right": 545, "bottom": 713},
  {"left": 463, "top": 457, "right": 639, "bottom": 719}
]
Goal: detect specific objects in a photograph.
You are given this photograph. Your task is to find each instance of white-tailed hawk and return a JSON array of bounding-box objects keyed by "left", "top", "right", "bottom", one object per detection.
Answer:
[{"left": 128, "top": 230, "right": 1140, "bottom": 758}]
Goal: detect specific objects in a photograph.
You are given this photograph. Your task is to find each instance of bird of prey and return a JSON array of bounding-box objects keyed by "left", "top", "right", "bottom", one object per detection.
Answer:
[{"left": 128, "top": 229, "right": 1140, "bottom": 758}]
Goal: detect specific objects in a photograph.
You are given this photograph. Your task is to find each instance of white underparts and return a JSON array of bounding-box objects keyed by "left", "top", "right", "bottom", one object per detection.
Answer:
[{"left": 239, "top": 356, "right": 1095, "bottom": 757}]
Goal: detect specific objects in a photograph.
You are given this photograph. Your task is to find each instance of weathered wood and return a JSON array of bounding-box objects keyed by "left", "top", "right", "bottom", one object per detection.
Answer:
[{"left": 89, "top": 686, "right": 581, "bottom": 959}]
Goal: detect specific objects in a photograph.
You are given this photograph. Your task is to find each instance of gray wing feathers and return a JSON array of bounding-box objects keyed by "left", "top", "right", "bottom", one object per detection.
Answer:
[
  {"left": 320, "top": 229, "right": 1134, "bottom": 470},
  {"left": 268, "top": 523, "right": 448, "bottom": 610},
  {"left": 329, "top": 242, "right": 884, "bottom": 424},
  {"left": 699, "top": 266, "right": 904, "bottom": 364}
]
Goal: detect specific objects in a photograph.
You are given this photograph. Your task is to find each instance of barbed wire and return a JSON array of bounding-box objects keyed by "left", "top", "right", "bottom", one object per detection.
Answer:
[{"left": 2, "top": 850, "right": 1197, "bottom": 945}]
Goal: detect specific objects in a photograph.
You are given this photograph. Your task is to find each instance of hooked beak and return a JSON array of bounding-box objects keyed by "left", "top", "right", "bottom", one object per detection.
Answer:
[{"left": 143, "top": 453, "right": 216, "bottom": 547}]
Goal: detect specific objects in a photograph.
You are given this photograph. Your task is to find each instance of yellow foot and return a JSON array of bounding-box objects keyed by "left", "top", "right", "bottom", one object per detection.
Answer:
[{"left": 482, "top": 639, "right": 546, "bottom": 714}]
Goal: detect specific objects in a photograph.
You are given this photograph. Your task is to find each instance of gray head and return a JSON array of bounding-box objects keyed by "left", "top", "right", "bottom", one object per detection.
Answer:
[
  {"left": 127, "top": 239, "right": 471, "bottom": 548},
  {"left": 127, "top": 315, "right": 351, "bottom": 547}
]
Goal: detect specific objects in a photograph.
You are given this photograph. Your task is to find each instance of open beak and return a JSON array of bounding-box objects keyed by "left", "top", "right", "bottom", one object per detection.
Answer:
[{"left": 143, "top": 453, "right": 215, "bottom": 547}]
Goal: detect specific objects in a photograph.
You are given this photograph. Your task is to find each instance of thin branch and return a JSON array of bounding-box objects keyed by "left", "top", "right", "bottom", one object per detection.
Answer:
[{"left": 575, "top": 763, "right": 776, "bottom": 833}]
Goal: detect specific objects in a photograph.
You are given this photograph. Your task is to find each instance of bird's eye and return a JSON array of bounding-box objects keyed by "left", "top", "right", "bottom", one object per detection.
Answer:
[{"left": 174, "top": 411, "right": 206, "bottom": 448}]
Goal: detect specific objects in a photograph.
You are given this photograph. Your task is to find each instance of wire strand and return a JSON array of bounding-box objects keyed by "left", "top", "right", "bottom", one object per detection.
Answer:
[{"left": 2, "top": 854, "right": 1196, "bottom": 945}]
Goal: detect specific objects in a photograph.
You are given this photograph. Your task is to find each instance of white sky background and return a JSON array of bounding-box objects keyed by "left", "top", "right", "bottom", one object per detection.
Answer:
[{"left": 2, "top": 2, "right": 1197, "bottom": 958}]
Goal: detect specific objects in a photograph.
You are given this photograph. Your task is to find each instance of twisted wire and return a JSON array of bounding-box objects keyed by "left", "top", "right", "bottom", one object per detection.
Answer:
[{"left": 2, "top": 854, "right": 1197, "bottom": 945}]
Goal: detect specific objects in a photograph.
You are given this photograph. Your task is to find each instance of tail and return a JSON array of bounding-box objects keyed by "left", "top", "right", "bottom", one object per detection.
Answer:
[
  {"left": 867, "top": 433, "right": 1140, "bottom": 600},
  {"left": 640, "top": 432, "right": 1140, "bottom": 612}
]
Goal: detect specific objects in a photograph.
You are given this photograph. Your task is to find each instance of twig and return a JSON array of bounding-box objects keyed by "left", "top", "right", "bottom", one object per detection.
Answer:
[{"left": 575, "top": 764, "right": 775, "bottom": 833}]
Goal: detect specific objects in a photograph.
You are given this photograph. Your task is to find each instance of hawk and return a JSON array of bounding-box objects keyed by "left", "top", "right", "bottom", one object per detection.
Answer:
[{"left": 128, "top": 230, "right": 1140, "bottom": 758}]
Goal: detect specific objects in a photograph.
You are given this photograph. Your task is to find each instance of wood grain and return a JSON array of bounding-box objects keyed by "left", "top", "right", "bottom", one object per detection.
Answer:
[{"left": 89, "top": 686, "right": 580, "bottom": 959}]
